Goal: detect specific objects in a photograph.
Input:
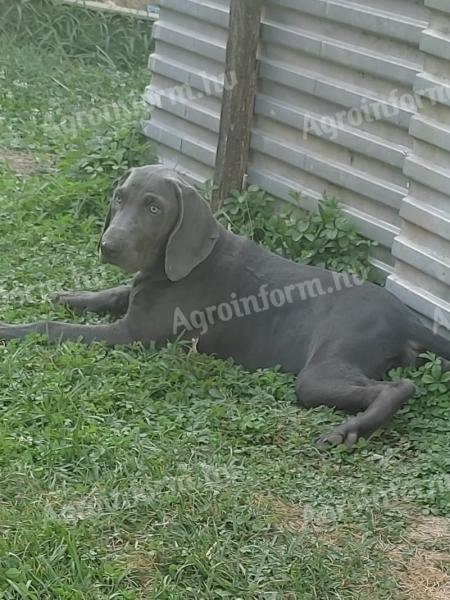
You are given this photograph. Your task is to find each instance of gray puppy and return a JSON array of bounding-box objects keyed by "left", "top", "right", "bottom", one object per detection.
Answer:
[{"left": 1, "top": 165, "right": 449, "bottom": 447}]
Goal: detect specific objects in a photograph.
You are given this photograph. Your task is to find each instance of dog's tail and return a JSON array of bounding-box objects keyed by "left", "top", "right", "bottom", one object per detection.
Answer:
[{"left": 409, "top": 317, "right": 450, "bottom": 361}]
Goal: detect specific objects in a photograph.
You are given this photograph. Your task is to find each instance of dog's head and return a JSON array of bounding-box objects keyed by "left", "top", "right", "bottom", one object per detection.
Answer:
[{"left": 100, "top": 165, "right": 219, "bottom": 280}]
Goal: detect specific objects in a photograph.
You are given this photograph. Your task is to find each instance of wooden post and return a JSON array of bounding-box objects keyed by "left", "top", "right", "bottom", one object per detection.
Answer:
[{"left": 212, "top": 0, "right": 263, "bottom": 211}]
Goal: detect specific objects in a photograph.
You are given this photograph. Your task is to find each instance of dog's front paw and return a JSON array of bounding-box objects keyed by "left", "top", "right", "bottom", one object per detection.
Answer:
[
  {"left": 51, "top": 291, "right": 71, "bottom": 306},
  {"left": 52, "top": 291, "right": 91, "bottom": 313},
  {"left": 0, "top": 323, "right": 14, "bottom": 342}
]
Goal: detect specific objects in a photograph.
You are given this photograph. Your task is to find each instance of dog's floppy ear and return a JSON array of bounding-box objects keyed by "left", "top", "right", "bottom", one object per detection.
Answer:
[{"left": 165, "top": 176, "right": 219, "bottom": 282}]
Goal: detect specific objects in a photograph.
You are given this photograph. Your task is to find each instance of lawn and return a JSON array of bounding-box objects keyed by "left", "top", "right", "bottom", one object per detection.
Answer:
[{"left": 0, "top": 2, "right": 449, "bottom": 599}]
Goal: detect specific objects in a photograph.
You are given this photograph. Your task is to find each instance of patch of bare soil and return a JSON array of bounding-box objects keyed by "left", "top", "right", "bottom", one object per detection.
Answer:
[
  {"left": 389, "top": 514, "right": 450, "bottom": 600},
  {"left": 108, "top": 535, "right": 159, "bottom": 593},
  {"left": 254, "top": 495, "right": 309, "bottom": 533},
  {"left": 409, "top": 515, "right": 450, "bottom": 544},
  {"left": 0, "top": 150, "right": 49, "bottom": 176},
  {"left": 254, "top": 497, "right": 450, "bottom": 599},
  {"left": 391, "top": 548, "right": 450, "bottom": 600},
  {"left": 252, "top": 494, "right": 349, "bottom": 544}
]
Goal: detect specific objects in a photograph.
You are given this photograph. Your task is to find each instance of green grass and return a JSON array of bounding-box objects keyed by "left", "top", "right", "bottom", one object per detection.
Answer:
[
  {"left": 0, "top": 2, "right": 449, "bottom": 598},
  {"left": 0, "top": 0, "right": 152, "bottom": 69}
]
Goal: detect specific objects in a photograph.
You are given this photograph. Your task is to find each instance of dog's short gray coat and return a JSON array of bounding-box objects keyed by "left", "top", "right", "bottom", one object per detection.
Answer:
[{"left": 1, "top": 165, "right": 449, "bottom": 447}]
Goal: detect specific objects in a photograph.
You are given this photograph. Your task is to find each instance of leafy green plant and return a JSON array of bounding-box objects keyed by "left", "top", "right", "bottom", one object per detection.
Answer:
[
  {"left": 416, "top": 354, "right": 450, "bottom": 396},
  {"left": 213, "top": 185, "right": 375, "bottom": 280},
  {"left": 65, "top": 121, "right": 156, "bottom": 183},
  {"left": 390, "top": 353, "right": 450, "bottom": 399}
]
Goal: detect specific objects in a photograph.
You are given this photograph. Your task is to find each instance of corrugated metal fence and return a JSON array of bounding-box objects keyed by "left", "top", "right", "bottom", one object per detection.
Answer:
[{"left": 143, "top": 0, "right": 450, "bottom": 330}]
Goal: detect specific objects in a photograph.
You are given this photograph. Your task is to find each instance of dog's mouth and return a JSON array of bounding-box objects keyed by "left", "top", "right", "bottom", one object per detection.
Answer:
[
  {"left": 100, "top": 249, "right": 139, "bottom": 274},
  {"left": 100, "top": 248, "right": 119, "bottom": 264}
]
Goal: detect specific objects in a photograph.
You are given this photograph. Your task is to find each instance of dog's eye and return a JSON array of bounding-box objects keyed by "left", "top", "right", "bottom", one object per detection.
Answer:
[{"left": 149, "top": 204, "right": 161, "bottom": 215}]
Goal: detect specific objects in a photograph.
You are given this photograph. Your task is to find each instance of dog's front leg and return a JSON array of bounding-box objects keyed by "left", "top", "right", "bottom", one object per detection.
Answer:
[
  {"left": 53, "top": 285, "right": 131, "bottom": 316},
  {"left": 0, "top": 318, "right": 135, "bottom": 346}
]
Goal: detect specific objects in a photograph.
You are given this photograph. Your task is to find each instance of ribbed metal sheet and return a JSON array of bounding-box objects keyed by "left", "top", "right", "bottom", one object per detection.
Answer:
[
  {"left": 386, "top": 0, "right": 450, "bottom": 330},
  {"left": 250, "top": 0, "right": 428, "bottom": 278},
  {"left": 143, "top": 0, "right": 229, "bottom": 184},
  {"left": 145, "top": 0, "right": 450, "bottom": 331}
]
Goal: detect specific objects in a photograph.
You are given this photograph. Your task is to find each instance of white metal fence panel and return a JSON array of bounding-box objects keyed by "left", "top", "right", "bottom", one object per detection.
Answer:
[
  {"left": 386, "top": 0, "right": 450, "bottom": 330},
  {"left": 145, "top": 0, "right": 450, "bottom": 329},
  {"left": 250, "top": 0, "right": 428, "bottom": 280},
  {"left": 143, "top": 0, "right": 229, "bottom": 184}
]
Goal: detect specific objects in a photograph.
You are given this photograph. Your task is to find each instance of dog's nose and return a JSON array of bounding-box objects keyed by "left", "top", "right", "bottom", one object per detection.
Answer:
[{"left": 100, "top": 240, "right": 119, "bottom": 257}]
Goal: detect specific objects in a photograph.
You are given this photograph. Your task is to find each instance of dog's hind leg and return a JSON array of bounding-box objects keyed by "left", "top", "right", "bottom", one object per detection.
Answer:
[
  {"left": 314, "top": 379, "right": 415, "bottom": 448},
  {"left": 295, "top": 362, "right": 415, "bottom": 448}
]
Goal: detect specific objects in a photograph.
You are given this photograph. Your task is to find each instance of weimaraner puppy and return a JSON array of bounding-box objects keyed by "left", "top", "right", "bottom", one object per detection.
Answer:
[{"left": 1, "top": 165, "right": 449, "bottom": 447}]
